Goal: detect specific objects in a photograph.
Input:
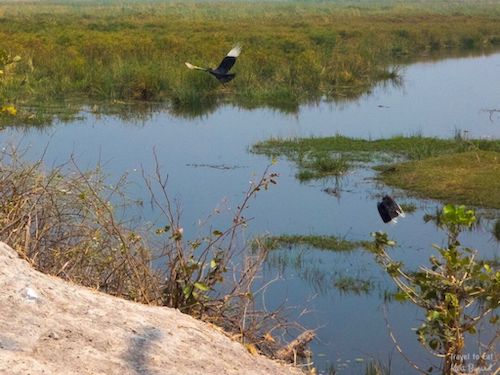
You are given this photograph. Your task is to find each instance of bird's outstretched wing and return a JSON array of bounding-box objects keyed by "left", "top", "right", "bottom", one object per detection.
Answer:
[
  {"left": 214, "top": 44, "right": 241, "bottom": 74},
  {"left": 377, "top": 195, "right": 405, "bottom": 223},
  {"left": 185, "top": 62, "right": 207, "bottom": 71}
]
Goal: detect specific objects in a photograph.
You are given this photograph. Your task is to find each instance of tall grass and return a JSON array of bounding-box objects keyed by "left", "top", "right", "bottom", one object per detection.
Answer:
[{"left": 0, "top": 1, "right": 499, "bottom": 119}]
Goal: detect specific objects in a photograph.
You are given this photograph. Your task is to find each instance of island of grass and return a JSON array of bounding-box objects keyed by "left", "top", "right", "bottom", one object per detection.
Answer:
[
  {"left": 377, "top": 150, "right": 500, "bottom": 209},
  {"left": 251, "top": 135, "right": 500, "bottom": 208}
]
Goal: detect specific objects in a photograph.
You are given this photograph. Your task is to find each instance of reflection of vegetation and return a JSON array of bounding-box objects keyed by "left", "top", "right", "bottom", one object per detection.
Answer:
[
  {"left": 364, "top": 360, "right": 392, "bottom": 375},
  {"left": 1, "top": 1, "right": 500, "bottom": 122},
  {"left": 261, "top": 234, "right": 368, "bottom": 252},
  {"left": 265, "top": 248, "right": 376, "bottom": 296},
  {"left": 334, "top": 276, "right": 374, "bottom": 295},
  {"left": 169, "top": 91, "right": 220, "bottom": 119},
  {"left": 379, "top": 151, "right": 500, "bottom": 208}
]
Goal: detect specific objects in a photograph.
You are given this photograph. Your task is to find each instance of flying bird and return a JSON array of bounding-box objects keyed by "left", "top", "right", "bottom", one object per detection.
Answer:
[
  {"left": 377, "top": 195, "right": 405, "bottom": 223},
  {"left": 185, "top": 44, "right": 241, "bottom": 83}
]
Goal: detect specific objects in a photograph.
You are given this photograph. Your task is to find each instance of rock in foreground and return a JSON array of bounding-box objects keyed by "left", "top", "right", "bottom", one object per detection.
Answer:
[{"left": 0, "top": 242, "right": 301, "bottom": 375}]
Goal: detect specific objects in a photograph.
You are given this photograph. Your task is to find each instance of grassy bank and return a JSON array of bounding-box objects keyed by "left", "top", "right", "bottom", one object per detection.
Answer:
[
  {"left": 377, "top": 150, "right": 500, "bottom": 208},
  {"left": 1, "top": 1, "right": 500, "bottom": 121},
  {"left": 252, "top": 135, "right": 500, "bottom": 208}
]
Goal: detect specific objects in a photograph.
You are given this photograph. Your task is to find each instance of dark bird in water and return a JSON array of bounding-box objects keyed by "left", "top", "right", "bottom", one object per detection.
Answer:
[
  {"left": 377, "top": 195, "right": 405, "bottom": 223},
  {"left": 185, "top": 44, "right": 241, "bottom": 83}
]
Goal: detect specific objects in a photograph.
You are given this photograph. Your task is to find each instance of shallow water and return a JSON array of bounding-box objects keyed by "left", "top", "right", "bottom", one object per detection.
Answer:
[{"left": 1, "top": 52, "right": 499, "bottom": 374}]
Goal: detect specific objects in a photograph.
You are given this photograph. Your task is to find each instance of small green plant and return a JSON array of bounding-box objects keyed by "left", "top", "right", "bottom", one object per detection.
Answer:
[{"left": 370, "top": 204, "right": 499, "bottom": 375}]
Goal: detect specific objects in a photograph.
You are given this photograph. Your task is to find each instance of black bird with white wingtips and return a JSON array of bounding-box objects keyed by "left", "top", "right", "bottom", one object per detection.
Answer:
[
  {"left": 377, "top": 195, "right": 406, "bottom": 223},
  {"left": 185, "top": 44, "right": 241, "bottom": 83}
]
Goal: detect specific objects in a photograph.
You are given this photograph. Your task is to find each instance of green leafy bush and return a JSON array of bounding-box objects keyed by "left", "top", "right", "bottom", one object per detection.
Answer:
[{"left": 370, "top": 205, "right": 499, "bottom": 374}]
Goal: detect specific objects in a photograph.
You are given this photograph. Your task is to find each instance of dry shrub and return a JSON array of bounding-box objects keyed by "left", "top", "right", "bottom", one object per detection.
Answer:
[
  {"left": 0, "top": 146, "right": 309, "bottom": 361},
  {"left": 0, "top": 146, "right": 161, "bottom": 303}
]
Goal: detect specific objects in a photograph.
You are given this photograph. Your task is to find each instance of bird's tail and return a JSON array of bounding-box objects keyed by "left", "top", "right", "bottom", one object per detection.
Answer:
[{"left": 185, "top": 62, "right": 207, "bottom": 71}]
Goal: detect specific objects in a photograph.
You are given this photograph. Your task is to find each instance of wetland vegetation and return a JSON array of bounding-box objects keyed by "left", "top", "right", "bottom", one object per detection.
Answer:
[
  {"left": 1, "top": 1, "right": 499, "bottom": 374},
  {"left": 260, "top": 234, "right": 369, "bottom": 252},
  {"left": 378, "top": 150, "right": 500, "bottom": 209},
  {"left": 371, "top": 206, "right": 499, "bottom": 374},
  {"left": 264, "top": 245, "right": 378, "bottom": 296},
  {"left": 252, "top": 135, "right": 500, "bottom": 208},
  {"left": 0, "top": 0, "right": 500, "bottom": 122}
]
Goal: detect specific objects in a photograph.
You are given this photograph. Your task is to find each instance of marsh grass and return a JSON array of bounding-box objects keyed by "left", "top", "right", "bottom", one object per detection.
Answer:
[
  {"left": 265, "top": 248, "right": 377, "bottom": 296},
  {"left": 252, "top": 135, "right": 500, "bottom": 160},
  {"left": 333, "top": 275, "right": 374, "bottom": 295},
  {"left": 1, "top": 1, "right": 500, "bottom": 121},
  {"left": 253, "top": 135, "right": 500, "bottom": 207},
  {"left": 261, "top": 234, "right": 368, "bottom": 252},
  {"left": 378, "top": 150, "right": 500, "bottom": 208},
  {"left": 296, "top": 152, "right": 350, "bottom": 182},
  {"left": 260, "top": 234, "right": 373, "bottom": 296},
  {"left": 253, "top": 135, "right": 500, "bottom": 182},
  {"left": 364, "top": 360, "right": 392, "bottom": 375}
]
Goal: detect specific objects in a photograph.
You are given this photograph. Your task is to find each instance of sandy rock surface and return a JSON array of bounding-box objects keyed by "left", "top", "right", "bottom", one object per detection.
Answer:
[{"left": 0, "top": 242, "right": 301, "bottom": 375}]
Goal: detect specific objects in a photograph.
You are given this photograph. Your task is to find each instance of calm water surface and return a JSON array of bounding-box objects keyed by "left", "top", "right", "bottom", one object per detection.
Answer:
[{"left": 2, "top": 52, "right": 499, "bottom": 374}]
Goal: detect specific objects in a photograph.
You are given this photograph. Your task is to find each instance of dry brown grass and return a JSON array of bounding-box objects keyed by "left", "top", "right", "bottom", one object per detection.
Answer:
[{"left": 0, "top": 146, "right": 162, "bottom": 303}]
